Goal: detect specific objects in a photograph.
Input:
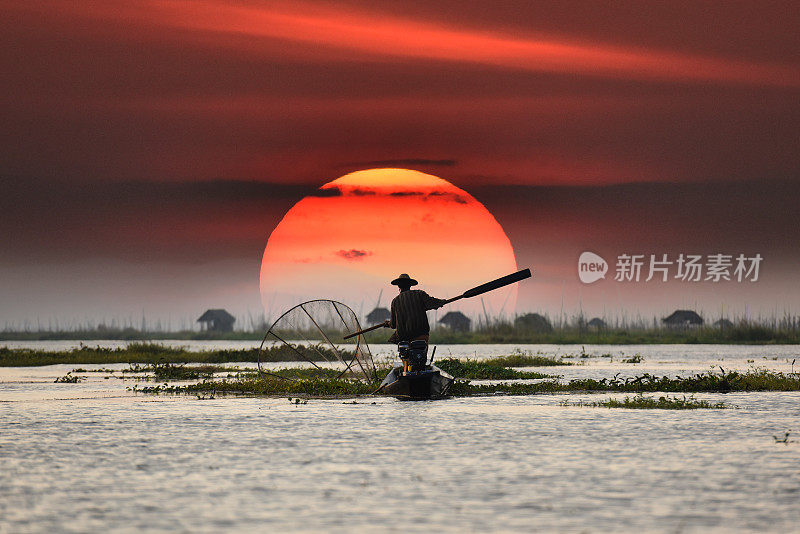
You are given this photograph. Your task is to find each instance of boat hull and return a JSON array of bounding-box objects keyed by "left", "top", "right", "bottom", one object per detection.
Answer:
[{"left": 379, "top": 365, "right": 454, "bottom": 400}]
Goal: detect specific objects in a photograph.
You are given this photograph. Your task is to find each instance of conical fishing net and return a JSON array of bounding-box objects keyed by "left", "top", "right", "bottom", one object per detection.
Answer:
[{"left": 258, "top": 300, "right": 377, "bottom": 381}]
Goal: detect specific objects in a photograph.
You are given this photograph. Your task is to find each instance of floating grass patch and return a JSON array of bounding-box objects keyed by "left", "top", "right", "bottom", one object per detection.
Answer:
[
  {"left": 54, "top": 373, "right": 82, "bottom": 383},
  {"left": 560, "top": 394, "right": 732, "bottom": 409},
  {"left": 622, "top": 355, "right": 643, "bottom": 364},
  {"left": 435, "top": 358, "right": 554, "bottom": 379},
  {"left": 129, "top": 367, "right": 800, "bottom": 399},
  {"left": 132, "top": 375, "right": 378, "bottom": 397},
  {"left": 449, "top": 369, "right": 800, "bottom": 397},
  {"left": 148, "top": 362, "right": 216, "bottom": 380},
  {"left": 448, "top": 379, "right": 563, "bottom": 396},
  {"left": 482, "top": 351, "right": 571, "bottom": 367},
  {"left": 0, "top": 343, "right": 353, "bottom": 367},
  {"left": 267, "top": 368, "right": 342, "bottom": 379},
  {"left": 560, "top": 348, "right": 614, "bottom": 359},
  {"left": 571, "top": 369, "right": 800, "bottom": 393}
]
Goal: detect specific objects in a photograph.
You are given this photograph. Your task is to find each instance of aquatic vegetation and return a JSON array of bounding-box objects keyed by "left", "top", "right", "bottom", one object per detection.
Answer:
[
  {"left": 579, "top": 368, "right": 800, "bottom": 393},
  {"left": 622, "top": 355, "right": 643, "bottom": 364},
  {"left": 132, "top": 375, "right": 378, "bottom": 397},
  {"left": 127, "top": 366, "right": 800, "bottom": 399},
  {"left": 54, "top": 373, "right": 82, "bottom": 383},
  {"left": 147, "top": 361, "right": 216, "bottom": 380},
  {"left": 448, "top": 379, "right": 563, "bottom": 396},
  {"left": 124, "top": 342, "right": 177, "bottom": 355},
  {"left": 267, "top": 368, "right": 342, "bottom": 379},
  {"left": 0, "top": 343, "right": 353, "bottom": 367},
  {"left": 450, "top": 369, "right": 800, "bottom": 397},
  {"left": 435, "top": 358, "right": 554, "bottom": 379},
  {"left": 560, "top": 394, "right": 731, "bottom": 409},
  {"left": 481, "top": 351, "right": 571, "bottom": 367},
  {"left": 560, "top": 348, "right": 615, "bottom": 359}
]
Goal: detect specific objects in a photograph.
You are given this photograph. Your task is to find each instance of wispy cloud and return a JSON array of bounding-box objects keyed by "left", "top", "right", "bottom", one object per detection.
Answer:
[
  {"left": 349, "top": 188, "right": 376, "bottom": 196},
  {"left": 309, "top": 187, "right": 343, "bottom": 197},
  {"left": 387, "top": 191, "right": 469, "bottom": 203},
  {"left": 68, "top": 0, "right": 800, "bottom": 87},
  {"left": 335, "top": 249, "right": 372, "bottom": 261},
  {"left": 428, "top": 191, "right": 468, "bottom": 204},
  {"left": 388, "top": 191, "right": 425, "bottom": 197}
]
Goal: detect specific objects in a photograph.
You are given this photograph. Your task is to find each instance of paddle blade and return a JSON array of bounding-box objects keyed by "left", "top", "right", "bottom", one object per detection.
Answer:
[{"left": 461, "top": 268, "right": 532, "bottom": 299}]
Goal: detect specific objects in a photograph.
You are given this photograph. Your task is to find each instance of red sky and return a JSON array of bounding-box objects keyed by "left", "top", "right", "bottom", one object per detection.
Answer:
[{"left": 1, "top": 1, "right": 798, "bottom": 326}]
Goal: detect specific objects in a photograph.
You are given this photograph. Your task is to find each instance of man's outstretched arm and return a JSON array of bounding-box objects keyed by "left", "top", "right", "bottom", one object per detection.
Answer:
[{"left": 423, "top": 292, "right": 447, "bottom": 310}]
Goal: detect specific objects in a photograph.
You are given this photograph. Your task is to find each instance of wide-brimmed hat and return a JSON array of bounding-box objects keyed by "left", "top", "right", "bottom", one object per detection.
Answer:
[{"left": 391, "top": 273, "right": 418, "bottom": 287}]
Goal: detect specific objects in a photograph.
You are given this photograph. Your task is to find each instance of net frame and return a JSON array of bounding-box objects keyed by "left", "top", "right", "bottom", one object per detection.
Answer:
[{"left": 258, "top": 299, "right": 377, "bottom": 381}]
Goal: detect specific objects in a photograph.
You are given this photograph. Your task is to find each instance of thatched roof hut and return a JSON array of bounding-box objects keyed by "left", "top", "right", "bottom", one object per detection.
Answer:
[
  {"left": 662, "top": 310, "right": 703, "bottom": 327},
  {"left": 439, "top": 311, "right": 471, "bottom": 332},
  {"left": 366, "top": 307, "right": 390, "bottom": 324},
  {"left": 713, "top": 318, "right": 734, "bottom": 329},
  {"left": 588, "top": 317, "right": 607, "bottom": 329},
  {"left": 197, "top": 309, "right": 235, "bottom": 332},
  {"left": 514, "top": 313, "right": 553, "bottom": 333}
]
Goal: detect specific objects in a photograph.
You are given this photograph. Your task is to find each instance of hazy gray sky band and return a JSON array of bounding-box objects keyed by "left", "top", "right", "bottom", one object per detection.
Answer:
[{"left": 3, "top": 178, "right": 797, "bottom": 266}]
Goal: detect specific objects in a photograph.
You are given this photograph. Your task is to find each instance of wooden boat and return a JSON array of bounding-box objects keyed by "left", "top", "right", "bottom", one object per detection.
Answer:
[{"left": 379, "top": 364, "right": 454, "bottom": 400}]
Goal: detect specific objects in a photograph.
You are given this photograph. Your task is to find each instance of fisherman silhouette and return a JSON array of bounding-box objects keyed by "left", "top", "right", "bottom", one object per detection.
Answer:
[{"left": 383, "top": 273, "right": 446, "bottom": 373}]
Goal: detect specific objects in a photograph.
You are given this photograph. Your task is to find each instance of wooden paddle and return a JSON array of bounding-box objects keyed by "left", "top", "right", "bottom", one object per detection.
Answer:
[
  {"left": 343, "top": 268, "right": 532, "bottom": 340},
  {"left": 441, "top": 268, "right": 531, "bottom": 305},
  {"left": 342, "top": 321, "right": 387, "bottom": 339}
]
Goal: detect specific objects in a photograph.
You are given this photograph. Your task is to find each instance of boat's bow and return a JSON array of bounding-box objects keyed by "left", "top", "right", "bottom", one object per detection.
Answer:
[{"left": 380, "top": 364, "right": 454, "bottom": 400}]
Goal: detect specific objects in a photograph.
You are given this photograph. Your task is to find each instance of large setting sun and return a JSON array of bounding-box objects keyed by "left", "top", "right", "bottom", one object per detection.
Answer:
[{"left": 260, "top": 168, "right": 518, "bottom": 319}]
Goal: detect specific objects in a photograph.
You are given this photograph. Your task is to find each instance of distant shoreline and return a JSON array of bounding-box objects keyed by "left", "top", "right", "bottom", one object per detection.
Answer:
[{"left": 1, "top": 325, "right": 798, "bottom": 345}]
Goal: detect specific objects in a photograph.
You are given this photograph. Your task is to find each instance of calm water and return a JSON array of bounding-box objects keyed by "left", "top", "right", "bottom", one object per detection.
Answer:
[{"left": 2, "top": 343, "right": 799, "bottom": 533}]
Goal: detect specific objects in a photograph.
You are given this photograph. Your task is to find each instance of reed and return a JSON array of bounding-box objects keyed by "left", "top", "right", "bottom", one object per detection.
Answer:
[{"left": 3, "top": 312, "right": 799, "bottom": 344}]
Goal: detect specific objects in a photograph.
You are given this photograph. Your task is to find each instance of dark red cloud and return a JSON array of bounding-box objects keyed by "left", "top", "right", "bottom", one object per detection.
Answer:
[
  {"left": 1, "top": 1, "right": 798, "bottom": 186},
  {"left": 336, "top": 249, "right": 372, "bottom": 261}
]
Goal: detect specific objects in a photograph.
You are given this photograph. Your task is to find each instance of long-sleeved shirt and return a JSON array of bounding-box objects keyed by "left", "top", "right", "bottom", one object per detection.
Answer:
[{"left": 389, "top": 289, "right": 446, "bottom": 342}]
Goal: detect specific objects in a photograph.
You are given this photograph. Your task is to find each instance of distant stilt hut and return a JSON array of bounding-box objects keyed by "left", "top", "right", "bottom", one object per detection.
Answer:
[
  {"left": 439, "top": 311, "right": 471, "bottom": 332},
  {"left": 713, "top": 318, "right": 734, "bottom": 330},
  {"left": 662, "top": 310, "right": 703, "bottom": 328},
  {"left": 197, "top": 309, "right": 236, "bottom": 332},
  {"left": 587, "top": 317, "right": 607, "bottom": 330},
  {"left": 366, "top": 307, "right": 391, "bottom": 325},
  {"left": 514, "top": 313, "right": 553, "bottom": 333}
]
